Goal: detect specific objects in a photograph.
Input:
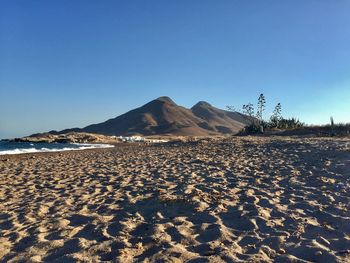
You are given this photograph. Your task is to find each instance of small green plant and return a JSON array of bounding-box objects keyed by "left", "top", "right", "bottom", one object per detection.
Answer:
[
  {"left": 278, "top": 117, "right": 304, "bottom": 129},
  {"left": 243, "top": 122, "right": 262, "bottom": 134}
]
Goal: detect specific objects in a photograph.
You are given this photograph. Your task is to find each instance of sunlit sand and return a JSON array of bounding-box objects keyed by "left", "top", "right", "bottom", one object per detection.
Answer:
[{"left": 1, "top": 136, "right": 349, "bottom": 262}]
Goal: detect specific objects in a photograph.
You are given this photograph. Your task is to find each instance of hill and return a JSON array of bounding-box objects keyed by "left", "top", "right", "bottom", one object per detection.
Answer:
[{"left": 51, "top": 96, "right": 251, "bottom": 136}]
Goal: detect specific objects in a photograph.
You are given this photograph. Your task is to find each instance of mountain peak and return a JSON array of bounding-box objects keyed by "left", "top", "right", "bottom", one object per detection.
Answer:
[
  {"left": 155, "top": 96, "right": 175, "bottom": 104},
  {"left": 192, "top": 101, "right": 212, "bottom": 108}
]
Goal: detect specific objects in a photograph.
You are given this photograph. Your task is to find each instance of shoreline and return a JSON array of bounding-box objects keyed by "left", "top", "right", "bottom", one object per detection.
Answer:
[
  {"left": 0, "top": 142, "right": 136, "bottom": 159},
  {"left": 0, "top": 142, "right": 115, "bottom": 156}
]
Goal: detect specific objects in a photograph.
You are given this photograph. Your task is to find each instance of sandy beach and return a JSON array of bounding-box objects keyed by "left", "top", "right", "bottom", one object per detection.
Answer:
[{"left": 0, "top": 136, "right": 349, "bottom": 262}]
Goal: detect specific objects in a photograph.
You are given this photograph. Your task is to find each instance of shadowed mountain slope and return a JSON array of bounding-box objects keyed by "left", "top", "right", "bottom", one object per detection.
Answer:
[{"left": 191, "top": 101, "right": 250, "bottom": 134}]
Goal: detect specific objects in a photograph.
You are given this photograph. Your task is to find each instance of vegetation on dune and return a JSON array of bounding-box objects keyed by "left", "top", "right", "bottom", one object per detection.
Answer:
[
  {"left": 227, "top": 94, "right": 349, "bottom": 136},
  {"left": 291, "top": 122, "right": 350, "bottom": 136}
]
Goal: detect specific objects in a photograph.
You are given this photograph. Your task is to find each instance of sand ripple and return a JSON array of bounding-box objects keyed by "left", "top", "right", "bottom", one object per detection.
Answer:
[{"left": 0, "top": 137, "right": 349, "bottom": 262}]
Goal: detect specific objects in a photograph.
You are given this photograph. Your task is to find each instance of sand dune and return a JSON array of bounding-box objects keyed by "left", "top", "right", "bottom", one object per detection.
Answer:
[{"left": 0, "top": 137, "right": 349, "bottom": 262}]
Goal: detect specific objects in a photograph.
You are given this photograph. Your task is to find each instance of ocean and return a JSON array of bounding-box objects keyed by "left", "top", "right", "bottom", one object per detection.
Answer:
[{"left": 0, "top": 141, "right": 114, "bottom": 155}]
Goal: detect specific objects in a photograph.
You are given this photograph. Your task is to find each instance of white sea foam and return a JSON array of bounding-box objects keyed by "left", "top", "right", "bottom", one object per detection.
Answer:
[
  {"left": 0, "top": 143, "right": 114, "bottom": 155},
  {"left": 118, "top": 136, "right": 168, "bottom": 143}
]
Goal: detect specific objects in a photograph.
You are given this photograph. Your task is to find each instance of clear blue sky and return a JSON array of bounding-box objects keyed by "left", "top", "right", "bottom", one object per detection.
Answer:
[{"left": 1, "top": 0, "right": 349, "bottom": 138}]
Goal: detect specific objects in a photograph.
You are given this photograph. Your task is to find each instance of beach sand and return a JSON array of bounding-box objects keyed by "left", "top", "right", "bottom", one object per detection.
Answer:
[{"left": 0, "top": 136, "right": 349, "bottom": 262}]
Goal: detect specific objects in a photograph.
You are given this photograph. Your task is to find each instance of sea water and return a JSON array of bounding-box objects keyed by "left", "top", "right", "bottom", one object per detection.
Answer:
[{"left": 0, "top": 141, "right": 114, "bottom": 155}]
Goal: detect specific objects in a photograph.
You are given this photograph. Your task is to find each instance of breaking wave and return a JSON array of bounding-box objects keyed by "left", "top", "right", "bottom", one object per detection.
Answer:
[{"left": 0, "top": 142, "right": 114, "bottom": 155}]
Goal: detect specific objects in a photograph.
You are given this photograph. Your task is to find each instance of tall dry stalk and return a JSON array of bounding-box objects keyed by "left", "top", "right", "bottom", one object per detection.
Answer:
[{"left": 330, "top": 116, "right": 335, "bottom": 136}]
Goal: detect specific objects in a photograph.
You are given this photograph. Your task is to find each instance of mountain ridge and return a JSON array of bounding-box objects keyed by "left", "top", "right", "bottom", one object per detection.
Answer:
[{"left": 50, "top": 96, "right": 251, "bottom": 136}]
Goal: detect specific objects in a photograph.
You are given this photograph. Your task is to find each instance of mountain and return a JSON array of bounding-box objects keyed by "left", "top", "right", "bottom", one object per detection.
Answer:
[
  {"left": 51, "top": 96, "right": 251, "bottom": 136},
  {"left": 191, "top": 101, "right": 250, "bottom": 134}
]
